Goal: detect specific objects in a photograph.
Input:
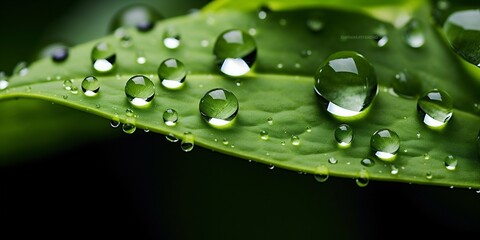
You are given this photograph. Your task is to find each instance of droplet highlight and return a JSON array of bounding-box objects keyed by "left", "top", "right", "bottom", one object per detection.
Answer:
[
  {"left": 163, "top": 26, "right": 181, "bottom": 49},
  {"left": 181, "top": 132, "right": 194, "bottom": 152}
]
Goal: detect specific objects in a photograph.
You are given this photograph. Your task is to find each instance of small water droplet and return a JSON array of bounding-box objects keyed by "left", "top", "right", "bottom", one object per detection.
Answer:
[
  {"left": 267, "top": 117, "right": 273, "bottom": 125},
  {"left": 70, "top": 86, "right": 78, "bottom": 94},
  {"left": 109, "top": 3, "right": 163, "bottom": 32},
  {"left": 260, "top": 130, "right": 269, "bottom": 140},
  {"left": 13, "top": 62, "right": 29, "bottom": 76},
  {"left": 403, "top": 18, "right": 425, "bottom": 48},
  {"left": 276, "top": 63, "right": 283, "bottom": 69},
  {"left": 444, "top": 155, "right": 458, "bottom": 170},
  {"left": 213, "top": 29, "right": 257, "bottom": 76},
  {"left": 267, "top": 164, "right": 275, "bottom": 170},
  {"left": 370, "top": 129, "right": 400, "bottom": 161},
  {"left": 257, "top": 6, "right": 270, "bottom": 20},
  {"left": 425, "top": 171, "right": 433, "bottom": 179},
  {"left": 63, "top": 79, "right": 73, "bottom": 91},
  {"left": 0, "top": 72, "right": 8, "bottom": 90},
  {"left": 355, "top": 168, "right": 369, "bottom": 187},
  {"left": 95, "top": 104, "right": 101, "bottom": 108},
  {"left": 122, "top": 122, "right": 136, "bottom": 134},
  {"left": 62, "top": 95, "right": 68, "bottom": 99},
  {"left": 306, "top": 17, "right": 324, "bottom": 33},
  {"left": 199, "top": 88, "right": 238, "bottom": 128},
  {"left": 163, "top": 108, "right": 178, "bottom": 126},
  {"left": 328, "top": 157, "right": 338, "bottom": 164},
  {"left": 290, "top": 135, "right": 300, "bottom": 146},
  {"left": 314, "top": 51, "right": 378, "bottom": 118},
  {"left": 335, "top": 123, "right": 353, "bottom": 148},
  {"left": 300, "top": 49, "right": 312, "bottom": 58},
  {"left": 306, "top": 126, "right": 312, "bottom": 133},
  {"left": 40, "top": 43, "right": 69, "bottom": 62},
  {"left": 136, "top": 50, "right": 147, "bottom": 64},
  {"left": 392, "top": 69, "right": 422, "bottom": 98},
  {"left": 360, "top": 158, "right": 375, "bottom": 167},
  {"left": 390, "top": 165, "right": 399, "bottom": 175},
  {"left": 280, "top": 141, "right": 286, "bottom": 146},
  {"left": 91, "top": 42, "right": 116, "bottom": 73},
  {"left": 248, "top": 28, "right": 257, "bottom": 36},
  {"left": 125, "top": 108, "right": 134, "bottom": 117},
  {"left": 417, "top": 89, "right": 453, "bottom": 129},
  {"left": 158, "top": 58, "right": 187, "bottom": 89},
  {"left": 81, "top": 76, "right": 100, "bottom": 97},
  {"left": 114, "top": 28, "right": 132, "bottom": 48},
  {"left": 181, "top": 132, "right": 194, "bottom": 152},
  {"left": 313, "top": 165, "right": 329, "bottom": 182},
  {"left": 125, "top": 75, "right": 155, "bottom": 107},
  {"left": 222, "top": 138, "right": 229, "bottom": 145},
  {"left": 166, "top": 133, "right": 179, "bottom": 142},
  {"left": 416, "top": 132, "right": 421, "bottom": 138},
  {"left": 163, "top": 26, "right": 181, "bottom": 49},
  {"left": 372, "top": 24, "right": 389, "bottom": 47}
]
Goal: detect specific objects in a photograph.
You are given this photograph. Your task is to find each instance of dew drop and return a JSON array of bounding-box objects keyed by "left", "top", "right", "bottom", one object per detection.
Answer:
[
  {"left": 63, "top": 79, "right": 73, "bottom": 91},
  {"left": 390, "top": 165, "right": 399, "bottom": 175},
  {"left": 370, "top": 129, "right": 400, "bottom": 161},
  {"left": 444, "top": 155, "right": 458, "bottom": 170},
  {"left": 257, "top": 6, "right": 270, "bottom": 20},
  {"left": 109, "top": 3, "right": 163, "bottom": 32},
  {"left": 424, "top": 152, "right": 430, "bottom": 160},
  {"left": 199, "top": 88, "right": 238, "bottom": 128},
  {"left": 290, "top": 135, "right": 300, "bottom": 146},
  {"left": 372, "top": 24, "right": 389, "bottom": 47},
  {"left": 125, "top": 75, "right": 155, "bottom": 107},
  {"left": 166, "top": 133, "right": 179, "bottom": 142},
  {"left": 0, "top": 72, "right": 8, "bottom": 90},
  {"left": 163, "top": 26, "right": 181, "bottom": 49},
  {"left": 81, "top": 76, "right": 100, "bottom": 97},
  {"left": 267, "top": 117, "right": 273, "bottom": 125},
  {"left": 260, "top": 130, "right": 269, "bottom": 140},
  {"left": 114, "top": 28, "right": 132, "bottom": 48},
  {"left": 328, "top": 157, "right": 338, "bottom": 164},
  {"left": 314, "top": 51, "right": 378, "bottom": 118},
  {"left": 136, "top": 50, "right": 147, "bottom": 64},
  {"left": 300, "top": 49, "right": 312, "bottom": 58},
  {"left": 392, "top": 69, "right": 422, "bottom": 98},
  {"left": 91, "top": 42, "right": 116, "bottom": 73},
  {"left": 222, "top": 138, "right": 229, "bottom": 145},
  {"left": 313, "top": 165, "right": 329, "bottom": 183},
  {"left": 306, "top": 17, "right": 324, "bottom": 33},
  {"left": 125, "top": 108, "right": 134, "bottom": 117},
  {"left": 334, "top": 123, "right": 353, "bottom": 148},
  {"left": 360, "top": 158, "right": 375, "bottom": 167},
  {"left": 443, "top": 9, "right": 480, "bottom": 67},
  {"left": 403, "top": 18, "right": 425, "bottom": 48},
  {"left": 355, "top": 168, "right": 369, "bottom": 187},
  {"left": 13, "top": 62, "right": 29, "bottom": 76},
  {"left": 158, "top": 58, "right": 187, "bottom": 89},
  {"left": 39, "top": 43, "right": 69, "bottom": 62},
  {"left": 110, "top": 115, "right": 120, "bottom": 128},
  {"left": 417, "top": 89, "right": 453, "bottom": 129},
  {"left": 181, "top": 132, "right": 194, "bottom": 152},
  {"left": 426, "top": 171, "right": 433, "bottom": 179},
  {"left": 213, "top": 29, "right": 257, "bottom": 76},
  {"left": 122, "top": 122, "right": 136, "bottom": 134},
  {"left": 163, "top": 108, "right": 178, "bottom": 126},
  {"left": 267, "top": 164, "right": 275, "bottom": 170}
]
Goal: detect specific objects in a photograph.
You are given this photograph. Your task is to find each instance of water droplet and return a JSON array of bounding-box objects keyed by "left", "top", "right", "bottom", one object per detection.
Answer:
[
  {"left": 199, "top": 88, "right": 238, "bottom": 128},
  {"left": 163, "top": 26, "right": 181, "bottom": 49},
  {"left": 290, "top": 135, "right": 300, "bottom": 146},
  {"left": 125, "top": 75, "right": 155, "bottom": 107},
  {"left": 372, "top": 24, "right": 389, "bottom": 47},
  {"left": 313, "top": 165, "right": 329, "bottom": 182},
  {"left": 392, "top": 69, "right": 422, "bottom": 98},
  {"left": 122, "top": 122, "right": 136, "bottom": 134},
  {"left": 416, "top": 132, "right": 421, "bottom": 138},
  {"left": 403, "top": 18, "right": 425, "bottom": 48},
  {"left": 267, "top": 117, "right": 273, "bottom": 125},
  {"left": 328, "top": 157, "right": 338, "bottom": 164},
  {"left": 222, "top": 138, "right": 229, "bottom": 145},
  {"left": 444, "top": 155, "right": 458, "bottom": 170},
  {"left": 424, "top": 152, "right": 430, "bottom": 160},
  {"left": 306, "top": 17, "right": 324, "bottom": 33},
  {"left": 426, "top": 171, "right": 433, "bottom": 179},
  {"left": 300, "top": 49, "right": 312, "bottom": 58},
  {"left": 417, "top": 89, "right": 453, "bottom": 129},
  {"left": 314, "top": 51, "right": 378, "bottom": 118},
  {"left": 81, "top": 76, "right": 100, "bottom": 97},
  {"left": 360, "top": 158, "right": 375, "bottom": 167},
  {"left": 267, "top": 164, "right": 275, "bottom": 170},
  {"left": 334, "top": 123, "right": 353, "bottom": 148},
  {"left": 158, "top": 58, "right": 187, "bottom": 89},
  {"left": 370, "top": 129, "right": 400, "bottom": 161},
  {"left": 70, "top": 86, "right": 78, "bottom": 94},
  {"left": 443, "top": 9, "right": 480, "bottom": 67},
  {"left": 39, "top": 43, "right": 69, "bottom": 62},
  {"left": 390, "top": 165, "right": 399, "bottom": 175},
  {"left": 306, "top": 126, "right": 312, "bottom": 133},
  {"left": 63, "top": 79, "right": 73, "bottom": 91},
  {"left": 213, "top": 29, "right": 257, "bottom": 76},
  {"left": 260, "top": 130, "right": 269, "bottom": 140},
  {"left": 110, "top": 114, "right": 120, "bottom": 128},
  {"left": 109, "top": 3, "right": 163, "bottom": 32},
  {"left": 355, "top": 168, "right": 369, "bottom": 187},
  {"left": 13, "top": 61, "right": 29, "bottom": 76},
  {"left": 166, "top": 133, "right": 179, "bottom": 142},
  {"left": 181, "top": 132, "right": 194, "bottom": 152},
  {"left": 125, "top": 108, "right": 134, "bottom": 117},
  {"left": 163, "top": 108, "right": 178, "bottom": 126},
  {"left": 114, "top": 28, "right": 132, "bottom": 48},
  {"left": 136, "top": 50, "right": 147, "bottom": 64},
  {"left": 0, "top": 72, "right": 8, "bottom": 90},
  {"left": 257, "top": 6, "right": 270, "bottom": 20},
  {"left": 91, "top": 42, "right": 116, "bottom": 73}
]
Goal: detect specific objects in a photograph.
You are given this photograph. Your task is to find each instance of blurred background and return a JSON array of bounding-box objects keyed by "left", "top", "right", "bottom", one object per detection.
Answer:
[{"left": 1, "top": 0, "right": 479, "bottom": 239}]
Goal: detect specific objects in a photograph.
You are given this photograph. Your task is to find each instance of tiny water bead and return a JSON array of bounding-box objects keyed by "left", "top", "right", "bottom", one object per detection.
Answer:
[
  {"left": 370, "top": 129, "right": 400, "bottom": 161},
  {"left": 158, "top": 58, "right": 187, "bottom": 89},
  {"left": 392, "top": 69, "right": 422, "bottom": 98},
  {"left": 163, "top": 26, "right": 181, "bottom": 49},
  {"left": 290, "top": 135, "right": 301, "bottom": 146},
  {"left": 0, "top": 72, "right": 8, "bottom": 90},
  {"left": 417, "top": 89, "right": 453, "bottom": 129},
  {"left": 181, "top": 132, "right": 195, "bottom": 152},
  {"left": 125, "top": 75, "right": 155, "bottom": 107},
  {"left": 213, "top": 29, "right": 257, "bottom": 77},
  {"left": 91, "top": 42, "right": 116, "bottom": 73},
  {"left": 313, "top": 165, "right": 329, "bottom": 183},
  {"left": 109, "top": 3, "right": 163, "bottom": 32},
  {"left": 163, "top": 108, "right": 178, "bottom": 126},
  {"left": 314, "top": 51, "right": 378, "bottom": 118},
  {"left": 403, "top": 18, "right": 425, "bottom": 48},
  {"left": 199, "top": 88, "right": 239, "bottom": 128},
  {"left": 334, "top": 123, "right": 353, "bottom": 148},
  {"left": 63, "top": 79, "right": 73, "bottom": 91},
  {"left": 328, "top": 157, "right": 338, "bottom": 164},
  {"left": 260, "top": 130, "right": 269, "bottom": 140},
  {"left": 81, "top": 76, "right": 100, "bottom": 97},
  {"left": 360, "top": 158, "right": 375, "bottom": 167},
  {"left": 443, "top": 9, "right": 480, "bottom": 67},
  {"left": 372, "top": 24, "right": 389, "bottom": 47},
  {"left": 306, "top": 17, "right": 324, "bottom": 33},
  {"left": 444, "top": 155, "right": 458, "bottom": 170},
  {"left": 355, "top": 168, "right": 369, "bottom": 187},
  {"left": 13, "top": 61, "right": 29, "bottom": 76}
]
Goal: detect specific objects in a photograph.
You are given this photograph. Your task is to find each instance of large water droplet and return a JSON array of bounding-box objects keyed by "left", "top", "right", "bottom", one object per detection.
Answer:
[
  {"left": 213, "top": 29, "right": 257, "bottom": 77},
  {"left": 125, "top": 75, "right": 155, "bottom": 107},
  {"left": 417, "top": 89, "right": 453, "bottom": 129},
  {"left": 314, "top": 51, "right": 378, "bottom": 118},
  {"left": 443, "top": 9, "right": 480, "bottom": 67},
  {"left": 334, "top": 123, "right": 353, "bottom": 148},
  {"left": 392, "top": 69, "right": 422, "bottom": 98},
  {"left": 0, "top": 72, "right": 9, "bottom": 90},
  {"left": 163, "top": 108, "right": 178, "bottom": 126},
  {"left": 163, "top": 26, "right": 181, "bottom": 49},
  {"left": 109, "top": 3, "right": 163, "bottom": 32},
  {"left": 158, "top": 58, "right": 187, "bottom": 89},
  {"left": 403, "top": 18, "right": 425, "bottom": 48},
  {"left": 444, "top": 155, "right": 458, "bottom": 170},
  {"left": 370, "top": 129, "right": 400, "bottom": 161},
  {"left": 91, "top": 42, "right": 116, "bottom": 73},
  {"left": 199, "top": 88, "right": 239, "bottom": 128},
  {"left": 181, "top": 132, "right": 194, "bottom": 152},
  {"left": 313, "top": 165, "right": 329, "bottom": 183},
  {"left": 81, "top": 76, "right": 100, "bottom": 97}
]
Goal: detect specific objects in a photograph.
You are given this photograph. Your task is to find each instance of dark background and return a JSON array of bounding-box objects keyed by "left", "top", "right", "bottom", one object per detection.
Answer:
[{"left": 1, "top": 0, "right": 479, "bottom": 239}]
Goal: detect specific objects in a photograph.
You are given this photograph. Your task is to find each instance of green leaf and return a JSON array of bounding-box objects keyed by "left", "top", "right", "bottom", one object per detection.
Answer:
[{"left": 1, "top": 1, "right": 479, "bottom": 188}]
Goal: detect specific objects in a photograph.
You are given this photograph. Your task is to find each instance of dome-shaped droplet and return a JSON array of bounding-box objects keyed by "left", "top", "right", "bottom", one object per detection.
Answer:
[
  {"left": 213, "top": 29, "right": 257, "bottom": 77},
  {"left": 290, "top": 135, "right": 300, "bottom": 146},
  {"left": 392, "top": 69, "right": 422, "bottom": 98},
  {"left": 314, "top": 51, "right": 378, "bottom": 118},
  {"left": 403, "top": 18, "right": 425, "bottom": 48},
  {"left": 13, "top": 61, "right": 29, "bottom": 76},
  {"left": 125, "top": 75, "right": 155, "bottom": 107},
  {"left": 91, "top": 42, "right": 116, "bottom": 73},
  {"left": 444, "top": 155, "right": 458, "bottom": 170},
  {"left": 313, "top": 165, "right": 329, "bottom": 183},
  {"left": 163, "top": 108, "right": 178, "bottom": 126},
  {"left": 417, "top": 89, "right": 453, "bottom": 129},
  {"left": 181, "top": 132, "right": 194, "bottom": 152},
  {"left": 355, "top": 168, "right": 369, "bottom": 187},
  {"left": 81, "top": 76, "right": 100, "bottom": 97},
  {"left": 360, "top": 158, "right": 375, "bottom": 167},
  {"left": 122, "top": 122, "right": 136, "bottom": 134},
  {"left": 443, "top": 9, "right": 480, "bottom": 67},
  {"left": 334, "top": 123, "right": 353, "bottom": 148},
  {"left": 163, "top": 26, "right": 181, "bottom": 49},
  {"left": 199, "top": 88, "right": 239, "bottom": 127},
  {"left": 328, "top": 157, "right": 337, "bottom": 164},
  {"left": 109, "top": 3, "right": 163, "bottom": 32},
  {"left": 370, "top": 129, "right": 400, "bottom": 161},
  {"left": 158, "top": 58, "right": 187, "bottom": 89},
  {"left": 0, "top": 72, "right": 8, "bottom": 90},
  {"left": 260, "top": 130, "right": 269, "bottom": 140}
]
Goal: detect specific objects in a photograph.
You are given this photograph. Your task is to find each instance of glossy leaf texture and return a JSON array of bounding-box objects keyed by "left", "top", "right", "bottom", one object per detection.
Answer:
[{"left": 0, "top": 1, "right": 479, "bottom": 188}]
